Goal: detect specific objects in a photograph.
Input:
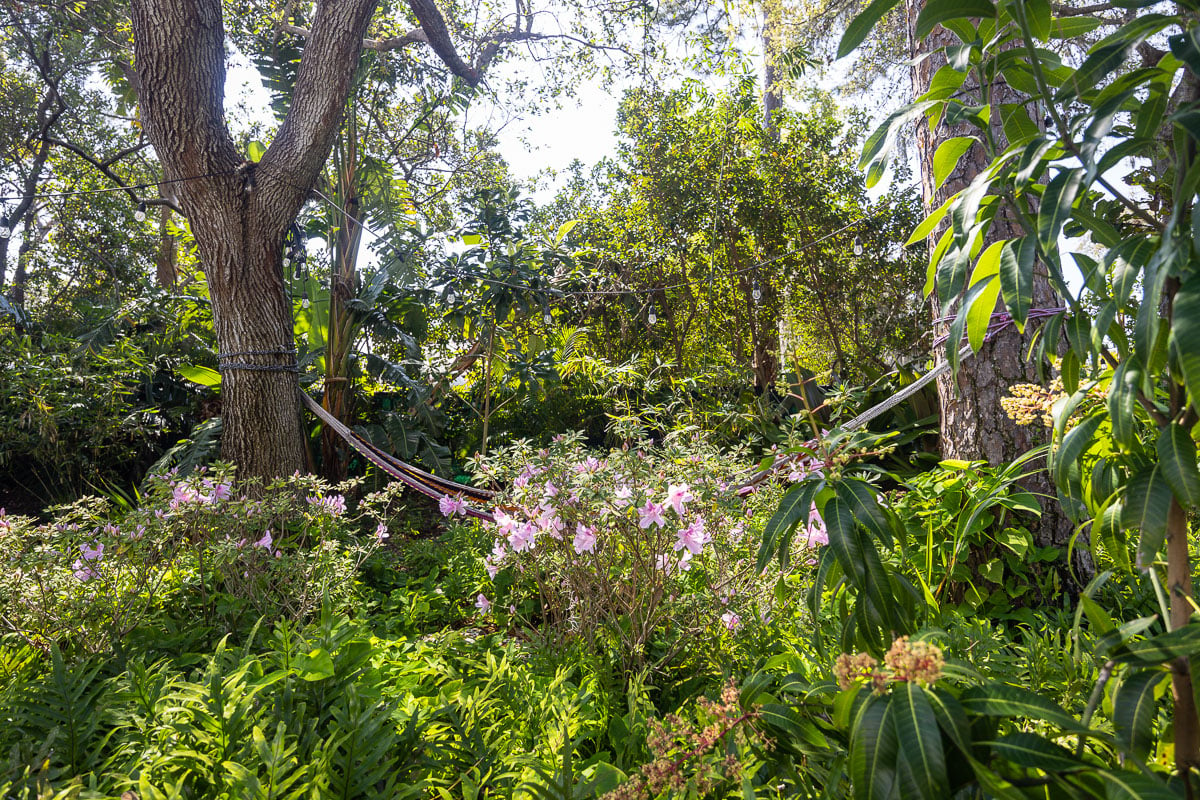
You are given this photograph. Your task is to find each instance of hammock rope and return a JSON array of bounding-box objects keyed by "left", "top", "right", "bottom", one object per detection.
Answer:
[
  {"left": 301, "top": 307, "right": 1059, "bottom": 514},
  {"left": 298, "top": 391, "right": 496, "bottom": 522}
]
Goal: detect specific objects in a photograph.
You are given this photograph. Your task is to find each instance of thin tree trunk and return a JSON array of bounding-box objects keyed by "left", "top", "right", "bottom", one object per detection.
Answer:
[{"left": 905, "top": 0, "right": 1089, "bottom": 588}]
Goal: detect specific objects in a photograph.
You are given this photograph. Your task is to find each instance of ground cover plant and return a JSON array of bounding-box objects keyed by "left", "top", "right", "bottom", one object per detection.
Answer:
[{"left": 3, "top": 0, "right": 1200, "bottom": 796}]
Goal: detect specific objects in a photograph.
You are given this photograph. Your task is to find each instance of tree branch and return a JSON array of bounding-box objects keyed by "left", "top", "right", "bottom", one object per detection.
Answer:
[
  {"left": 42, "top": 136, "right": 182, "bottom": 213},
  {"left": 258, "top": 0, "right": 380, "bottom": 226},
  {"left": 407, "top": 0, "right": 481, "bottom": 85},
  {"left": 280, "top": 21, "right": 428, "bottom": 51}
]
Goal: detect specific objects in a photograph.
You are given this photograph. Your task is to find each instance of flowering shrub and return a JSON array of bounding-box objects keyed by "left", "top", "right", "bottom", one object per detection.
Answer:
[
  {"left": 0, "top": 465, "right": 397, "bottom": 653},
  {"left": 602, "top": 680, "right": 767, "bottom": 800},
  {"left": 467, "top": 432, "right": 809, "bottom": 667},
  {"left": 834, "top": 636, "right": 945, "bottom": 692}
]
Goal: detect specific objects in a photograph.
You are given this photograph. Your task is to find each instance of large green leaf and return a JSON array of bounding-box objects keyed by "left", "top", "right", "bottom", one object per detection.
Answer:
[
  {"left": 1113, "top": 669, "right": 1163, "bottom": 759},
  {"left": 838, "top": 0, "right": 905, "bottom": 58},
  {"left": 915, "top": 0, "right": 995, "bottom": 39},
  {"left": 891, "top": 683, "right": 949, "bottom": 799},
  {"left": 960, "top": 683, "right": 1084, "bottom": 732},
  {"left": 967, "top": 276, "right": 1001, "bottom": 351},
  {"left": 933, "top": 137, "right": 977, "bottom": 189},
  {"left": 1107, "top": 358, "right": 1142, "bottom": 450},
  {"left": 837, "top": 478, "right": 893, "bottom": 548},
  {"left": 850, "top": 694, "right": 898, "bottom": 800},
  {"left": 985, "top": 732, "right": 1082, "bottom": 772},
  {"left": 1112, "top": 623, "right": 1200, "bottom": 665},
  {"left": 759, "top": 480, "right": 822, "bottom": 572},
  {"left": 1038, "top": 168, "right": 1084, "bottom": 248},
  {"left": 1157, "top": 424, "right": 1200, "bottom": 508},
  {"left": 1171, "top": 273, "right": 1200, "bottom": 412},
  {"left": 179, "top": 365, "right": 222, "bottom": 388},
  {"left": 1101, "top": 770, "right": 1178, "bottom": 800},
  {"left": 998, "top": 237, "right": 1034, "bottom": 328},
  {"left": 1056, "top": 14, "right": 1173, "bottom": 102},
  {"left": 1051, "top": 412, "right": 1103, "bottom": 493},
  {"left": 1121, "top": 465, "right": 1172, "bottom": 569}
]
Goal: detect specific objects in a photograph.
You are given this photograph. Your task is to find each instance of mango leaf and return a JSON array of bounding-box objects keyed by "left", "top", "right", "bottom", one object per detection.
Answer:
[
  {"left": 1102, "top": 770, "right": 1178, "bottom": 800},
  {"left": 1038, "top": 168, "right": 1084, "bottom": 248},
  {"left": 999, "top": 237, "right": 1034, "bottom": 328},
  {"left": 1111, "top": 623, "right": 1200, "bottom": 665},
  {"left": 179, "top": 365, "right": 222, "bottom": 388},
  {"left": 908, "top": 194, "right": 959, "bottom": 246},
  {"left": 1157, "top": 424, "right": 1200, "bottom": 507},
  {"left": 985, "top": 733, "right": 1082, "bottom": 772},
  {"left": 849, "top": 693, "right": 898, "bottom": 800},
  {"left": 838, "top": 0, "right": 905, "bottom": 58},
  {"left": 891, "top": 683, "right": 949, "bottom": 799},
  {"left": 1056, "top": 14, "right": 1173, "bottom": 102},
  {"left": 759, "top": 481, "right": 822, "bottom": 572},
  {"left": 933, "top": 137, "right": 977, "bottom": 189},
  {"left": 1171, "top": 273, "right": 1200, "bottom": 412},
  {"left": 960, "top": 683, "right": 1085, "bottom": 732},
  {"left": 1121, "top": 465, "right": 1172, "bottom": 569},
  {"left": 1113, "top": 669, "right": 1163, "bottom": 759},
  {"left": 916, "top": 0, "right": 995, "bottom": 39},
  {"left": 1051, "top": 412, "right": 1103, "bottom": 492},
  {"left": 967, "top": 275, "right": 1001, "bottom": 351},
  {"left": 837, "top": 478, "right": 893, "bottom": 548},
  {"left": 1107, "top": 358, "right": 1142, "bottom": 450}
]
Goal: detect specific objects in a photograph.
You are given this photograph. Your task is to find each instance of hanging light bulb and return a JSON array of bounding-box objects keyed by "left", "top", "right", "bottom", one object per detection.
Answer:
[
  {"left": 134, "top": 201, "right": 147, "bottom": 222},
  {"left": 447, "top": 289, "right": 457, "bottom": 304},
  {"left": 301, "top": 291, "right": 310, "bottom": 310},
  {"left": 0, "top": 216, "right": 10, "bottom": 240},
  {"left": 543, "top": 310, "right": 553, "bottom": 325},
  {"left": 751, "top": 283, "right": 762, "bottom": 302},
  {"left": 852, "top": 235, "right": 864, "bottom": 256},
  {"left": 282, "top": 253, "right": 292, "bottom": 269},
  {"left": 647, "top": 309, "right": 657, "bottom": 326}
]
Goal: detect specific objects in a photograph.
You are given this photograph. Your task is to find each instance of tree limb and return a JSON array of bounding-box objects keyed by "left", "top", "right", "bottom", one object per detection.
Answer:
[
  {"left": 42, "top": 136, "right": 182, "bottom": 213},
  {"left": 280, "top": 21, "right": 428, "bottom": 51}
]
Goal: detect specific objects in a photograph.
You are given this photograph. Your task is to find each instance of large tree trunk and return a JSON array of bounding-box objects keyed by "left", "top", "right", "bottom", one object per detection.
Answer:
[
  {"left": 905, "top": 0, "right": 1090, "bottom": 588},
  {"left": 131, "top": 0, "right": 378, "bottom": 480}
]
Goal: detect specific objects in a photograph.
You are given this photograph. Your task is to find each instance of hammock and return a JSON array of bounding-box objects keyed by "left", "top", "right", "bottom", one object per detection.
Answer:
[{"left": 299, "top": 391, "right": 496, "bottom": 522}]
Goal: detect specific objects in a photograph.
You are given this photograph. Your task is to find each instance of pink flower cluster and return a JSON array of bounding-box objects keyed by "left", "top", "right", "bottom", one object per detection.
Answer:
[
  {"left": 307, "top": 494, "right": 346, "bottom": 516},
  {"left": 169, "top": 480, "right": 232, "bottom": 510}
]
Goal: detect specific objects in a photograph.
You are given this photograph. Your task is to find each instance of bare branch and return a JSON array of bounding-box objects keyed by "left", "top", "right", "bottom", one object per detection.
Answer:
[{"left": 43, "top": 137, "right": 183, "bottom": 213}]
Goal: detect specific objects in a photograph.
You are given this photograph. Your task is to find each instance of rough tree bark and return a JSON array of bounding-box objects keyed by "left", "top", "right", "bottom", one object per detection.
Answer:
[
  {"left": 905, "top": 0, "right": 1090, "bottom": 587},
  {"left": 131, "top": 0, "right": 378, "bottom": 479}
]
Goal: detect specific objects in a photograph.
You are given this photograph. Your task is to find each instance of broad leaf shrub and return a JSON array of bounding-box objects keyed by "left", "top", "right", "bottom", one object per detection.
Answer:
[
  {"left": 0, "top": 466, "right": 394, "bottom": 653},
  {"left": 466, "top": 431, "right": 806, "bottom": 670}
]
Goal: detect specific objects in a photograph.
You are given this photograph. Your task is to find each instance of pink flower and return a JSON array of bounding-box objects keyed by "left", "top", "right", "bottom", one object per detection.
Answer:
[
  {"left": 308, "top": 494, "right": 347, "bottom": 516},
  {"left": 475, "top": 594, "right": 491, "bottom": 612},
  {"left": 494, "top": 510, "right": 519, "bottom": 536},
  {"left": 130, "top": 525, "right": 145, "bottom": 541},
  {"left": 438, "top": 495, "right": 467, "bottom": 517},
  {"left": 80, "top": 541, "right": 104, "bottom": 562},
  {"left": 537, "top": 506, "right": 565, "bottom": 539},
  {"left": 674, "top": 518, "right": 709, "bottom": 555},
  {"left": 542, "top": 481, "right": 558, "bottom": 499},
  {"left": 171, "top": 483, "right": 197, "bottom": 508},
  {"left": 374, "top": 523, "right": 389, "bottom": 543},
  {"left": 721, "top": 611, "right": 741, "bottom": 631},
  {"left": 210, "top": 482, "right": 232, "bottom": 501},
  {"left": 637, "top": 501, "right": 666, "bottom": 529},
  {"left": 664, "top": 483, "right": 694, "bottom": 515},
  {"left": 72, "top": 559, "right": 98, "bottom": 581},
  {"left": 508, "top": 522, "right": 537, "bottom": 553},
  {"left": 806, "top": 504, "right": 828, "bottom": 547},
  {"left": 573, "top": 523, "right": 597, "bottom": 554},
  {"left": 254, "top": 530, "right": 274, "bottom": 550},
  {"left": 613, "top": 485, "right": 633, "bottom": 508}
]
